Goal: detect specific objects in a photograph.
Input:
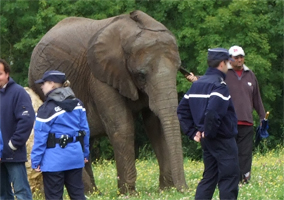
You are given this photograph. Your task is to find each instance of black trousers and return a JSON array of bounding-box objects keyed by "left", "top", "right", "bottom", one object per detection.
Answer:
[
  {"left": 235, "top": 125, "right": 254, "bottom": 180},
  {"left": 42, "top": 168, "right": 85, "bottom": 200},
  {"left": 195, "top": 137, "right": 239, "bottom": 200}
]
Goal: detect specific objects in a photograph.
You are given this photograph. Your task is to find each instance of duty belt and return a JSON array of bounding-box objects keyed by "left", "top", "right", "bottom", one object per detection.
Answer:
[
  {"left": 55, "top": 135, "right": 80, "bottom": 148},
  {"left": 47, "top": 131, "right": 86, "bottom": 150}
]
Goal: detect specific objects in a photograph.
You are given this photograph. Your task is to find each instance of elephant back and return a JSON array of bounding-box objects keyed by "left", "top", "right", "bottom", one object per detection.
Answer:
[{"left": 28, "top": 16, "right": 114, "bottom": 101}]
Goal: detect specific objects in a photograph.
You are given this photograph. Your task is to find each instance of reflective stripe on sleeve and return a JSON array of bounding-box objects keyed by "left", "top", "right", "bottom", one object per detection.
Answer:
[{"left": 184, "top": 92, "right": 231, "bottom": 101}]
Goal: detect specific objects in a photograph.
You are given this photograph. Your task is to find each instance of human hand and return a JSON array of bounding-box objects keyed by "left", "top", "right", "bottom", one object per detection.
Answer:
[
  {"left": 35, "top": 165, "right": 41, "bottom": 172},
  {"left": 194, "top": 131, "right": 201, "bottom": 142},
  {"left": 84, "top": 158, "right": 88, "bottom": 163},
  {"left": 194, "top": 131, "right": 205, "bottom": 142},
  {"left": 186, "top": 73, "right": 197, "bottom": 82}
]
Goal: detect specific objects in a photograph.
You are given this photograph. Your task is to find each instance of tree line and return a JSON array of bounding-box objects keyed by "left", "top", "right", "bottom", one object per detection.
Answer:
[{"left": 1, "top": 0, "right": 283, "bottom": 158}]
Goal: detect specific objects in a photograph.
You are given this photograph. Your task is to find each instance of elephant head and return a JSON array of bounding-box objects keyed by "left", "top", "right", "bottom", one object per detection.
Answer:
[{"left": 29, "top": 10, "right": 187, "bottom": 194}]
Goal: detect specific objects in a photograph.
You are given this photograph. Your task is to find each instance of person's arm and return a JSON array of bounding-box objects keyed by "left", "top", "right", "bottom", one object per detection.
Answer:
[
  {"left": 78, "top": 100, "right": 90, "bottom": 161},
  {"left": 0, "top": 130, "right": 3, "bottom": 160},
  {"left": 9, "top": 88, "right": 35, "bottom": 150},
  {"left": 31, "top": 108, "right": 52, "bottom": 169},
  {"left": 186, "top": 73, "right": 198, "bottom": 82},
  {"left": 204, "top": 84, "right": 230, "bottom": 138},
  {"left": 252, "top": 75, "right": 265, "bottom": 119},
  {"left": 177, "top": 95, "right": 200, "bottom": 141}
]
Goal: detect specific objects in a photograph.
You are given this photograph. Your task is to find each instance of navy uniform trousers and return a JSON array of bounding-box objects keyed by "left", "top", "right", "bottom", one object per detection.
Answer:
[
  {"left": 195, "top": 137, "right": 239, "bottom": 200},
  {"left": 42, "top": 168, "right": 85, "bottom": 200}
]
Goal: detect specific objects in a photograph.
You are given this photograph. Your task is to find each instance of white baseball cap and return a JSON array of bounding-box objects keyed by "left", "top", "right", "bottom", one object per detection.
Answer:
[{"left": 229, "top": 46, "right": 245, "bottom": 56}]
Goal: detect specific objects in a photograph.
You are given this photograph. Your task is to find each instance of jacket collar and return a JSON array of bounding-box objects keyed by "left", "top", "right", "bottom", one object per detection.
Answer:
[
  {"left": 46, "top": 87, "right": 75, "bottom": 102},
  {"left": 228, "top": 64, "right": 250, "bottom": 71},
  {"left": 0, "top": 77, "right": 15, "bottom": 93},
  {"left": 205, "top": 67, "right": 226, "bottom": 80}
]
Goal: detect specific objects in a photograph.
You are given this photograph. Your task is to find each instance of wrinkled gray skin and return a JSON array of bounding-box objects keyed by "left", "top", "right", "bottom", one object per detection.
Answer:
[{"left": 29, "top": 10, "right": 188, "bottom": 194}]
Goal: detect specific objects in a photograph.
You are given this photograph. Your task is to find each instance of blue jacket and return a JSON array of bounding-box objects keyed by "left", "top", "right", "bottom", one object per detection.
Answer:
[
  {"left": 31, "top": 87, "right": 90, "bottom": 172},
  {"left": 177, "top": 67, "right": 238, "bottom": 140},
  {"left": 0, "top": 78, "right": 35, "bottom": 162}
]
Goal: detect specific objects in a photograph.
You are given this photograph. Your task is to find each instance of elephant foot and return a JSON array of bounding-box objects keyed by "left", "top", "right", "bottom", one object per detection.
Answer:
[
  {"left": 85, "top": 189, "right": 103, "bottom": 199},
  {"left": 159, "top": 175, "right": 174, "bottom": 190},
  {"left": 91, "top": 186, "right": 103, "bottom": 196},
  {"left": 118, "top": 184, "right": 137, "bottom": 196},
  {"left": 176, "top": 185, "right": 189, "bottom": 193},
  {"left": 159, "top": 175, "right": 188, "bottom": 192},
  {"left": 159, "top": 182, "right": 188, "bottom": 193},
  {"left": 159, "top": 185, "right": 188, "bottom": 194}
]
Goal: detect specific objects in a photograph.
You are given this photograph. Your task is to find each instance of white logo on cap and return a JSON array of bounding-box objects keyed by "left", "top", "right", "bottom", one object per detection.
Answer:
[{"left": 248, "top": 82, "right": 252, "bottom": 86}]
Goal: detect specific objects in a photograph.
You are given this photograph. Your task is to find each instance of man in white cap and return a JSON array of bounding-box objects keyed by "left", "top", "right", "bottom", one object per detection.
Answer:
[{"left": 227, "top": 45, "right": 266, "bottom": 184}]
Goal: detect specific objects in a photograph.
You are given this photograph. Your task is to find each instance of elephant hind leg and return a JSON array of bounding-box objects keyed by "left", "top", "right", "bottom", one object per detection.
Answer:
[
  {"left": 84, "top": 160, "right": 101, "bottom": 194},
  {"left": 83, "top": 137, "right": 101, "bottom": 194},
  {"left": 82, "top": 167, "right": 93, "bottom": 194}
]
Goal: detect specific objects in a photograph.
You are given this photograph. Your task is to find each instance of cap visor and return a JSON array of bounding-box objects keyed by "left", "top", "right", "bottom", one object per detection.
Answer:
[
  {"left": 35, "top": 79, "right": 44, "bottom": 84},
  {"left": 229, "top": 57, "right": 235, "bottom": 62},
  {"left": 232, "top": 53, "right": 245, "bottom": 57}
]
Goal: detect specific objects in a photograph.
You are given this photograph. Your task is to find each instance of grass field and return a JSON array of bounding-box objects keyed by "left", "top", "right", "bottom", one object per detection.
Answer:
[{"left": 34, "top": 147, "right": 283, "bottom": 200}]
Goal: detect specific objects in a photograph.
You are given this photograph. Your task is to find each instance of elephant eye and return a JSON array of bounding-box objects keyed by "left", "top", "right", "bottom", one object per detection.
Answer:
[
  {"left": 136, "top": 71, "right": 147, "bottom": 86},
  {"left": 138, "top": 72, "right": 146, "bottom": 81}
]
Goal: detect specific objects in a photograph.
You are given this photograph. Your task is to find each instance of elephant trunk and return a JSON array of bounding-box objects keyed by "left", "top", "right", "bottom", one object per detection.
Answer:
[
  {"left": 147, "top": 76, "right": 188, "bottom": 191},
  {"left": 159, "top": 98, "right": 188, "bottom": 191}
]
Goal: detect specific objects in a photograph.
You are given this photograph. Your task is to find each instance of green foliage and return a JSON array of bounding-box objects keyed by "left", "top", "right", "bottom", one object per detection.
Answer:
[{"left": 1, "top": 0, "right": 283, "bottom": 156}]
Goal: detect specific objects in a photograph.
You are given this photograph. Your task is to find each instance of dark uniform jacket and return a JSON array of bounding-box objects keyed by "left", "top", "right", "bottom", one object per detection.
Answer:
[
  {"left": 177, "top": 67, "right": 238, "bottom": 140},
  {"left": 0, "top": 78, "right": 35, "bottom": 162}
]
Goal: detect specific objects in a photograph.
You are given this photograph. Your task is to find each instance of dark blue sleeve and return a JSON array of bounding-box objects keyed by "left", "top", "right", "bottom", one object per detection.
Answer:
[
  {"left": 31, "top": 103, "right": 56, "bottom": 169},
  {"left": 78, "top": 99, "right": 90, "bottom": 159},
  {"left": 177, "top": 95, "right": 198, "bottom": 140},
  {"left": 0, "top": 130, "right": 3, "bottom": 158},
  {"left": 204, "top": 84, "right": 230, "bottom": 138},
  {"left": 11, "top": 88, "right": 35, "bottom": 148}
]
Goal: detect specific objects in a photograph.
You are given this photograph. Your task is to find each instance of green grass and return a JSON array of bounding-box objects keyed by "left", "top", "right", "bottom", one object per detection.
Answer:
[{"left": 33, "top": 147, "right": 284, "bottom": 199}]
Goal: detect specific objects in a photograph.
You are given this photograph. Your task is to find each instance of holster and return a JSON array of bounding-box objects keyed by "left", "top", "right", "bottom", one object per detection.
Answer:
[{"left": 78, "top": 130, "right": 86, "bottom": 152}]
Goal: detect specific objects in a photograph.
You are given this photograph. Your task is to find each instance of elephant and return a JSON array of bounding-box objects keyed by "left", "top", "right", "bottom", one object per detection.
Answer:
[{"left": 28, "top": 10, "right": 188, "bottom": 194}]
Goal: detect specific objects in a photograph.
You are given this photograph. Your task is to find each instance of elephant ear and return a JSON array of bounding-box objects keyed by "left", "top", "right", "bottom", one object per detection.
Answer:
[
  {"left": 87, "top": 16, "right": 140, "bottom": 101},
  {"left": 130, "top": 10, "right": 168, "bottom": 31}
]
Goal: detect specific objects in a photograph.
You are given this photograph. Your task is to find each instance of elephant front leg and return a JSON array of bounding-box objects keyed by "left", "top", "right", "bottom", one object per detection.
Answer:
[
  {"left": 92, "top": 80, "right": 137, "bottom": 195},
  {"left": 110, "top": 129, "right": 137, "bottom": 195},
  {"left": 103, "top": 107, "right": 137, "bottom": 195}
]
